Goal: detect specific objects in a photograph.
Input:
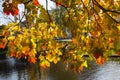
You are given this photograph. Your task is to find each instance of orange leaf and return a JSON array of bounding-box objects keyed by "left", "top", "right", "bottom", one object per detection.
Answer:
[
  {"left": 96, "top": 57, "right": 106, "bottom": 65},
  {"left": 40, "top": 60, "right": 50, "bottom": 69},
  {"left": 40, "top": 63, "right": 47, "bottom": 69},
  {"left": 79, "top": 65, "right": 83, "bottom": 71},
  {"left": 15, "top": 54, "right": 21, "bottom": 59},
  {"left": 0, "top": 44, "right": 5, "bottom": 49},
  {"left": 28, "top": 49, "right": 36, "bottom": 57},
  {"left": 72, "top": 38, "right": 77, "bottom": 44},
  {"left": 22, "top": 46, "right": 30, "bottom": 54},
  {"left": 28, "top": 57, "right": 36, "bottom": 63},
  {"left": 10, "top": 53, "right": 16, "bottom": 57},
  {"left": 42, "top": 45, "right": 47, "bottom": 50}
]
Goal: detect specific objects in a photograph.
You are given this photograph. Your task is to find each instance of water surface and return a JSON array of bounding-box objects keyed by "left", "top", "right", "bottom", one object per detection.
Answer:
[{"left": 0, "top": 58, "right": 120, "bottom": 80}]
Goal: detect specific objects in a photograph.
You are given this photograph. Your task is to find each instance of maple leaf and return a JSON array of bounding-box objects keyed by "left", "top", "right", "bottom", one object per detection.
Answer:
[
  {"left": 40, "top": 60, "right": 50, "bottom": 69},
  {"left": 96, "top": 57, "right": 106, "bottom": 65},
  {"left": 28, "top": 57, "right": 36, "bottom": 63},
  {"left": 33, "top": 0, "right": 39, "bottom": 6}
]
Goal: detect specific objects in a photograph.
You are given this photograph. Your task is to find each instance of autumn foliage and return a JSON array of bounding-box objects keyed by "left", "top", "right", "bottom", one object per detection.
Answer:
[
  {"left": 0, "top": 0, "right": 120, "bottom": 72},
  {"left": 3, "top": 2, "right": 19, "bottom": 16}
]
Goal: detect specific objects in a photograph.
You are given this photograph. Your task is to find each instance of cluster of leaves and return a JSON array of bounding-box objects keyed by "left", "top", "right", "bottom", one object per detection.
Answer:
[
  {"left": 0, "top": 0, "right": 120, "bottom": 72},
  {"left": 3, "top": 1, "right": 19, "bottom": 16},
  {"left": 2, "top": 21, "right": 64, "bottom": 68},
  {"left": 2, "top": 0, "right": 39, "bottom": 16},
  {"left": 51, "top": 0, "right": 120, "bottom": 71}
]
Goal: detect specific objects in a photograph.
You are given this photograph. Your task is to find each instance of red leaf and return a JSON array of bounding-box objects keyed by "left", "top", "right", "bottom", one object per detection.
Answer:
[
  {"left": 4, "top": 11, "right": 10, "bottom": 15},
  {"left": 33, "top": 0, "right": 39, "bottom": 6},
  {"left": 11, "top": 9, "right": 19, "bottom": 16},
  {"left": 11, "top": 11, "right": 14, "bottom": 16},
  {"left": 56, "top": 2, "right": 62, "bottom": 6},
  {"left": 14, "top": 9, "right": 19, "bottom": 15},
  {"left": 72, "top": 38, "right": 77, "bottom": 44},
  {"left": 93, "top": 52, "right": 100, "bottom": 59},
  {"left": 3, "top": 8, "right": 10, "bottom": 15}
]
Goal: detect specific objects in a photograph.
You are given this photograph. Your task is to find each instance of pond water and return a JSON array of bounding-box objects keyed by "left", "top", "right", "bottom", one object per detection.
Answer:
[{"left": 0, "top": 57, "right": 120, "bottom": 80}]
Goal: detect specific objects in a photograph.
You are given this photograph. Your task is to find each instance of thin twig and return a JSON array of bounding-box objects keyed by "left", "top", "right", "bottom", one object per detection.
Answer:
[
  {"left": 19, "top": 11, "right": 26, "bottom": 23},
  {"left": 24, "top": 0, "right": 32, "bottom": 5}
]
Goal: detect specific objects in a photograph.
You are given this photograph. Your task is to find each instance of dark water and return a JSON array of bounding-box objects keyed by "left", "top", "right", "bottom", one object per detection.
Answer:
[{"left": 0, "top": 58, "right": 120, "bottom": 80}]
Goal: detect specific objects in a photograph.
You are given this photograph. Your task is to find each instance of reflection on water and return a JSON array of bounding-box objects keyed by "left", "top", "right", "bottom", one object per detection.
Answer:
[{"left": 0, "top": 58, "right": 120, "bottom": 80}]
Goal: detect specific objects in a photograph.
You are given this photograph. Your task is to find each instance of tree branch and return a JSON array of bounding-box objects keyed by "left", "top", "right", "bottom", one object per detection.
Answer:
[
  {"left": 93, "top": 0, "right": 120, "bottom": 14},
  {"left": 45, "top": 0, "right": 52, "bottom": 24},
  {"left": 93, "top": 0, "right": 120, "bottom": 23}
]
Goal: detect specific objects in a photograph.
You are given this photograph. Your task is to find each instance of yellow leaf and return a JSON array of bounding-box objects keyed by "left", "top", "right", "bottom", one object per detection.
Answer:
[
  {"left": 28, "top": 49, "right": 36, "bottom": 57},
  {"left": 44, "top": 60, "right": 50, "bottom": 67},
  {"left": 25, "top": 39, "right": 30, "bottom": 44},
  {"left": 82, "top": 61, "right": 88, "bottom": 68},
  {"left": 12, "top": 26, "right": 19, "bottom": 31},
  {"left": 46, "top": 53, "right": 52, "bottom": 62},
  {"left": 8, "top": 36, "right": 15, "bottom": 40},
  {"left": 117, "top": 25, "right": 120, "bottom": 30},
  {"left": 56, "top": 57, "right": 60, "bottom": 61},
  {"left": 40, "top": 60, "right": 50, "bottom": 69},
  {"left": 39, "top": 55, "right": 45, "bottom": 61},
  {"left": 22, "top": 46, "right": 30, "bottom": 54},
  {"left": 53, "top": 57, "right": 60, "bottom": 64},
  {"left": 53, "top": 58, "right": 58, "bottom": 64},
  {"left": 58, "top": 51, "right": 62, "bottom": 56}
]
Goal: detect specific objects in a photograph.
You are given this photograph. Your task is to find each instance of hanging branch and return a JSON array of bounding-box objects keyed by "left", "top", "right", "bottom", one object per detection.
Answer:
[
  {"left": 45, "top": 0, "right": 52, "bottom": 25},
  {"left": 24, "top": 0, "right": 32, "bottom": 5},
  {"left": 93, "top": 0, "right": 120, "bottom": 14},
  {"left": 91, "top": 0, "right": 102, "bottom": 31},
  {"left": 81, "top": 0, "right": 90, "bottom": 33},
  {"left": 93, "top": 0, "right": 120, "bottom": 23}
]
